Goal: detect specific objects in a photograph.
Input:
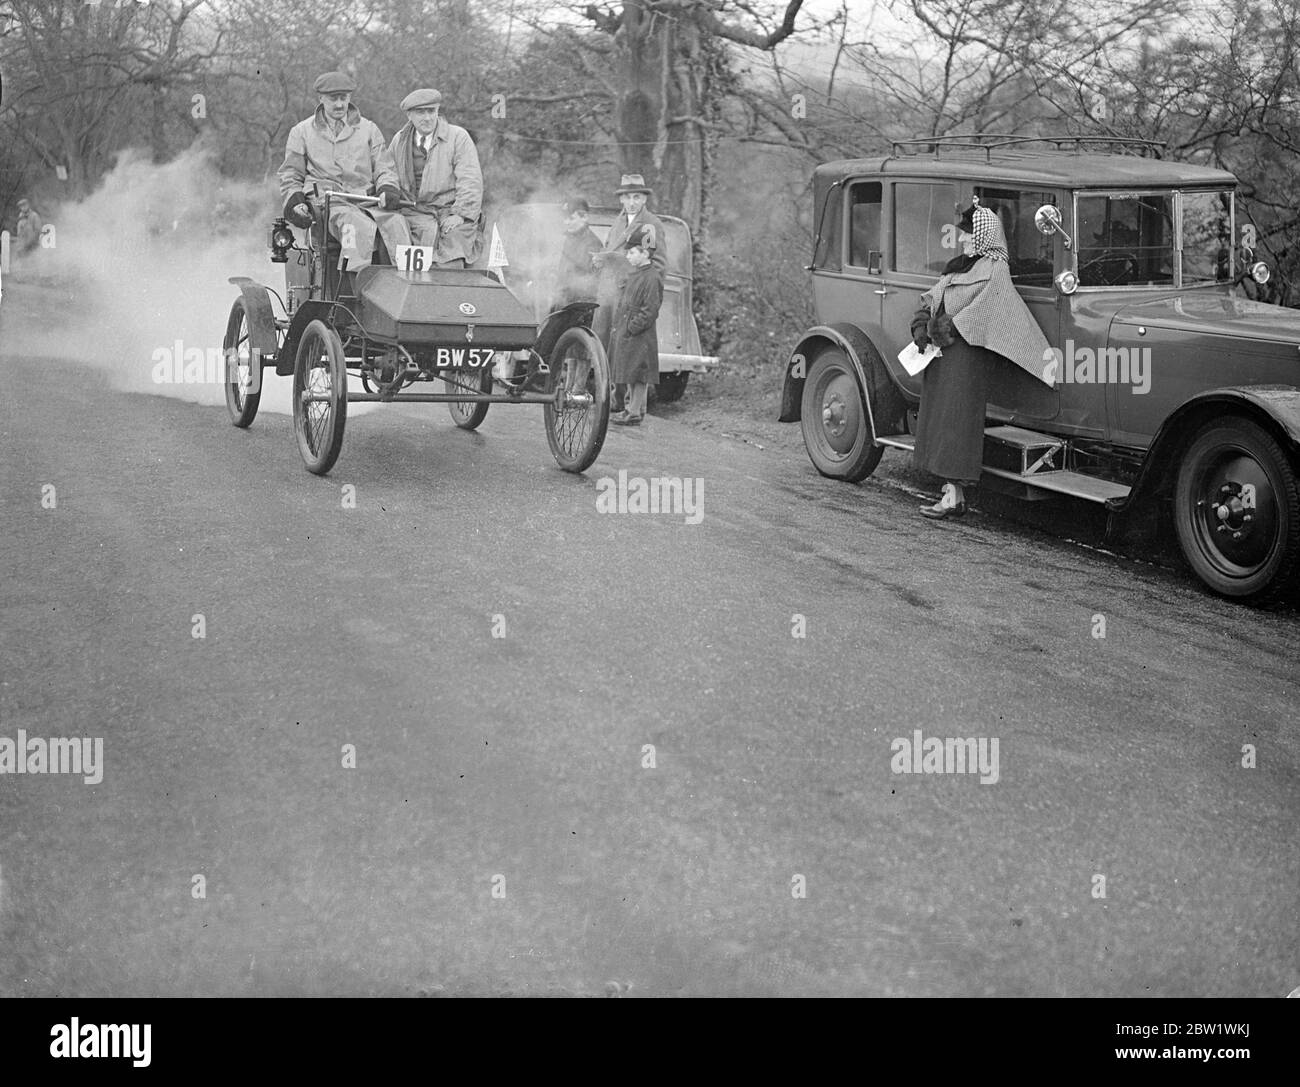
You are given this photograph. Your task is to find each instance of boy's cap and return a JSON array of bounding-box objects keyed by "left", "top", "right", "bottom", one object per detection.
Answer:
[
  {"left": 624, "top": 224, "right": 656, "bottom": 250},
  {"left": 562, "top": 197, "right": 590, "bottom": 215}
]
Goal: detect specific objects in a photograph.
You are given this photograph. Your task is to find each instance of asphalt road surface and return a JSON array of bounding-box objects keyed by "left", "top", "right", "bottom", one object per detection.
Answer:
[{"left": 2, "top": 282, "right": 1297, "bottom": 997}]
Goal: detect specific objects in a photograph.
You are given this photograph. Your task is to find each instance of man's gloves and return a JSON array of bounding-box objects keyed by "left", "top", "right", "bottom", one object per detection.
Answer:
[
  {"left": 912, "top": 331, "right": 931, "bottom": 351},
  {"left": 283, "top": 192, "right": 314, "bottom": 228},
  {"left": 377, "top": 186, "right": 402, "bottom": 211},
  {"left": 441, "top": 212, "right": 465, "bottom": 230}
]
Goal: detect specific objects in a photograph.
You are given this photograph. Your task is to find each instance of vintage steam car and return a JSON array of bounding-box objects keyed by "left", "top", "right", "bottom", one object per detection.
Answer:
[
  {"left": 224, "top": 191, "right": 609, "bottom": 476},
  {"left": 780, "top": 135, "right": 1300, "bottom": 604},
  {"left": 492, "top": 202, "right": 718, "bottom": 402}
]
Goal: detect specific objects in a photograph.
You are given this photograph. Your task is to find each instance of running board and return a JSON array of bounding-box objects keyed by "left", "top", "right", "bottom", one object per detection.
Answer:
[{"left": 873, "top": 431, "right": 1131, "bottom": 505}]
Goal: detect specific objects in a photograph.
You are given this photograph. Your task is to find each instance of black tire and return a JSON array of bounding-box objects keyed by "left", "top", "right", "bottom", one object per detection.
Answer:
[
  {"left": 445, "top": 364, "right": 491, "bottom": 429},
  {"left": 652, "top": 371, "right": 689, "bottom": 404},
  {"left": 1173, "top": 417, "right": 1300, "bottom": 603},
  {"left": 544, "top": 328, "right": 610, "bottom": 473},
  {"left": 800, "top": 349, "right": 883, "bottom": 482},
  {"left": 223, "top": 299, "right": 261, "bottom": 427},
  {"left": 292, "top": 319, "right": 347, "bottom": 476}
]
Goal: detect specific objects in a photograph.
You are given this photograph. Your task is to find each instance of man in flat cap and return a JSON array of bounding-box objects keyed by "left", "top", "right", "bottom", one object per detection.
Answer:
[
  {"left": 389, "top": 88, "right": 484, "bottom": 268},
  {"left": 278, "top": 71, "right": 411, "bottom": 272},
  {"left": 590, "top": 173, "right": 667, "bottom": 409}
]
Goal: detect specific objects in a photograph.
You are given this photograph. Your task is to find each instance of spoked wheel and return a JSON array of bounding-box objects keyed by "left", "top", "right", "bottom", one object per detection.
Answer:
[
  {"left": 223, "top": 299, "right": 261, "bottom": 427},
  {"left": 544, "top": 328, "right": 609, "bottom": 473},
  {"left": 445, "top": 364, "right": 492, "bottom": 430},
  {"left": 292, "top": 319, "right": 347, "bottom": 475},
  {"left": 1174, "top": 417, "right": 1300, "bottom": 603},
  {"left": 800, "top": 348, "right": 883, "bottom": 482}
]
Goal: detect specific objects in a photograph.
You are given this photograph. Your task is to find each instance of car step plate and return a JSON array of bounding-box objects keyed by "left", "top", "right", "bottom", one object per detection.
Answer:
[{"left": 873, "top": 431, "right": 1130, "bottom": 504}]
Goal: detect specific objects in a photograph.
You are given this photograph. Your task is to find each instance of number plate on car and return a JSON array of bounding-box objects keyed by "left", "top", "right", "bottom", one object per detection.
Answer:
[
  {"left": 395, "top": 245, "right": 436, "bottom": 272},
  {"left": 432, "top": 347, "right": 495, "bottom": 368}
]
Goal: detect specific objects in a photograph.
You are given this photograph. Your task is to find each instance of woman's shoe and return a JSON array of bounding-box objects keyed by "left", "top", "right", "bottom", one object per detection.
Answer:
[
  {"left": 920, "top": 483, "right": 966, "bottom": 519},
  {"left": 920, "top": 499, "right": 966, "bottom": 519}
]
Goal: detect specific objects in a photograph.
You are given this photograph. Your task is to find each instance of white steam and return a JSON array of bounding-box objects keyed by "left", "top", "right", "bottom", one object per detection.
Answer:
[{"left": 6, "top": 146, "right": 302, "bottom": 412}]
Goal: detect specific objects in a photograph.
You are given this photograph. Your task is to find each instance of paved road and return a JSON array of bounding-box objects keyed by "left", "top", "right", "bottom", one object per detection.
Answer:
[{"left": 1, "top": 283, "right": 1297, "bottom": 997}]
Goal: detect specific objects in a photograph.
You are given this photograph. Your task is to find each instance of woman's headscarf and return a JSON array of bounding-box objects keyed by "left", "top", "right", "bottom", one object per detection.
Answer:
[{"left": 968, "top": 205, "right": 1008, "bottom": 263}]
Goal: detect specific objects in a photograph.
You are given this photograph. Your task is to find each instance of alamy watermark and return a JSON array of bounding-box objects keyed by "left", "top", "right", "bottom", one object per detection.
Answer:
[
  {"left": 151, "top": 339, "right": 261, "bottom": 392},
  {"left": 0, "top": 730, "right": 104, "bottom": 784},
  {"left": 595, "top": 470, "right": 703, "bottom": 524},
  {"left": 1043, "top": 340, "right": 1151, "bottom": 395},
  {"left": 891, "top": 728, "right": 999, "bottom": 785}
]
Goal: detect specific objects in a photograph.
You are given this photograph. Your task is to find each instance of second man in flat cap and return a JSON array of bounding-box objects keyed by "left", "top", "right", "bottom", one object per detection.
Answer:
[{"left": 389, "top": 88, "right": 484, "bottom": 268}]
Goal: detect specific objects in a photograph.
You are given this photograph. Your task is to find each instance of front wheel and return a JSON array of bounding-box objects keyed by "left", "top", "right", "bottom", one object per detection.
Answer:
[
  {"left": 1173, "top": 417, "right": 1300, "bottom": 603},
  {"left": 544, "top": 329, "right": 609, "bottom": 473},
  {"left": 293, "top": 320, "right": 347, "bottom": 475},
  {"left": 800, "top": 349, "right": 883, "bottom": 482},
  {"left": 223, "top": 299, "right": 261, "bottom": 427}
]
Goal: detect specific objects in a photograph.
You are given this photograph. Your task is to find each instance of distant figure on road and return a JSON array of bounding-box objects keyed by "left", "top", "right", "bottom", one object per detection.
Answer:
[
  {"left": 608, "top": 226, "right": 663, "bottom": 427},
  {"left": 15, "top": 199, "right": 43, "bottom": 253}
]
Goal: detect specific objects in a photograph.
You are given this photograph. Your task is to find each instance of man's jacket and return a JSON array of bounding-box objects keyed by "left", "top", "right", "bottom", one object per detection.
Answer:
[{"left": 277, "top": 104, "right": 398, "bottom": 201}]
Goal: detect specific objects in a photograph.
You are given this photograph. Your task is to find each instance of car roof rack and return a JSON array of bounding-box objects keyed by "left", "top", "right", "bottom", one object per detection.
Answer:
[{"left": 889, "top": 134, "right": 1166, "bottom": 161}]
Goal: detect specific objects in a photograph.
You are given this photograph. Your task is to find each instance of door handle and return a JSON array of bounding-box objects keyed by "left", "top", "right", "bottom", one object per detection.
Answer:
[{"left": 874, "top": 288, "right": 888, "bottom": 295}]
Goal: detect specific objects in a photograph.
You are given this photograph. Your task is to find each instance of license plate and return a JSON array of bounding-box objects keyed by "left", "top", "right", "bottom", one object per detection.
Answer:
[
  {"left": 394, "top": 244, "right": 436, "bottom": 272},
  {"left": 432, "top": 347, "right": 495, "bottom": 368}
]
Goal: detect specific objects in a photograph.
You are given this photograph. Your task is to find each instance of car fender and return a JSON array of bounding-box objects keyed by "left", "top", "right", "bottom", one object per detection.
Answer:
[
  {"left": 276, "top": 301, "right": 337, "bottom": 377},
  {"left": 1108, "top": 384, "right": 1300, "bottom": 512},
  {"left": 535, "top": 302, "right": 597, "bottom": 361},
  {"left": 228, "top": 277, "right": 281, "bottom": 370},
  {"left": 778, "top": 323, "right": 907, "bottom": 440}
]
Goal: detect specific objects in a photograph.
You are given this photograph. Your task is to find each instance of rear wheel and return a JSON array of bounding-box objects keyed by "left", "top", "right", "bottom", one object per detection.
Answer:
[
  {"left": 292, "top": 320, "right": 347, "bottom": 475},
  {"left": 1173, "top": 417, "right": 1300, "bottom": 603},
  {"left": 445, "top": 364, "right": 491, "bottom": 429},
  {"left": 800, "top": 349, "right": 883, "bottom": 482},
  {"left": 544, "top": 329, "right": 609, "bottom": 473},
  {"left": 223, "top": 299, "right": 261, "bottom": 427}
]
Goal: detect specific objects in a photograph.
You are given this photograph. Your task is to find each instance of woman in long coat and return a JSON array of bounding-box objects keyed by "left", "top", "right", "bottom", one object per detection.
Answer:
[{"left": 911, "top": 204, "right": 1056, "bottom": 518}]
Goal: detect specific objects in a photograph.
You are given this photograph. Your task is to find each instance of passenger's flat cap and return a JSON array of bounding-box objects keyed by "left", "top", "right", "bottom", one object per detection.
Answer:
[
  {"left": 400, "top": 88, "right": 443, "bottom": 110},
  {"left": 314, "top": 71, "right": 357, "bottom": 94}
]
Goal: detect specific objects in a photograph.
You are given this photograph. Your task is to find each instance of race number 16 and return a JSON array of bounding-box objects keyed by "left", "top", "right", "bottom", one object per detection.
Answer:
[{"left": 396, "top": 245, "right": 436, "bottom": 272}]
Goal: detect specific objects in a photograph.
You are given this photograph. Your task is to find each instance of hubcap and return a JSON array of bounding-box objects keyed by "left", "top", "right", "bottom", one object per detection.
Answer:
[
  {"left": 818, "top": 371, "right": 859, "bottom": 455},
  {"left": 1195, "top": 454, "right": 1276, "bottom": 570}
]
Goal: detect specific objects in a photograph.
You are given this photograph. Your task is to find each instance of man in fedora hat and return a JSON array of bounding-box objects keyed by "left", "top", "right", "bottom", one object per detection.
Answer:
[
  {"left": 591, "top": 173, "right": 667, "bottom": 408},
  {"left": 278, "top": 71, "right": 411, "bottom": 271},
  {"left": 389, "top": 88, "right": 484, "bottom": 268}
]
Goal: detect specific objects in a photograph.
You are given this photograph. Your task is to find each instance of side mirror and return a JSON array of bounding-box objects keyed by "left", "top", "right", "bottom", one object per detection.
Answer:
[{"left": 1034, "top": 204, "right": 1074, "bottom": 250}]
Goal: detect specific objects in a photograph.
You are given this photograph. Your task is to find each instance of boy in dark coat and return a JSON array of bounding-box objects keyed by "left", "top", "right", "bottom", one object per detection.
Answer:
[
  {"left": 555, "top": 197, "right": 602, "bottom": 305},
  {"left": 608, "top": 227, "right": 663, "bottom": 426}
]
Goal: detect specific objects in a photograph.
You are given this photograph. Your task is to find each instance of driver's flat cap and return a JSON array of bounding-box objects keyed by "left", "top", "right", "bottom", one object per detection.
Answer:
[
  {"left": 400, "top": 88, "right": 443, "bottom": 110},
  {"left": 314, "top": 71, "right": 357, "bottom": 94}
]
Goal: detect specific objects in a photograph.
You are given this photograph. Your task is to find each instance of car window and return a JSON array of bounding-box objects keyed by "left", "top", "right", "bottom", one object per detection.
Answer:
[
  {"left": 812, "top": 185, "right": 843, "bottom": 272},
  {"left": 973, "top": 187, "right": 1057, "bottom": 287},
  {"left": 847, "top": 182, "right": 882, "bottom": 272},
  {"left": 1076, "top": 193, "right": 1175, "bottom": 287},
  {"left": 892, "top": 182, "right": 958, "bottom": 275},
  {"left": 1181, "top": 191, "right": 1233, "bottom": 284}
]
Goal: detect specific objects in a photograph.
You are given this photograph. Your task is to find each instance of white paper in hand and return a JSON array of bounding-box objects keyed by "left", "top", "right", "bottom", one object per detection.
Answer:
[{"left": 898, "top": 341, "right": 941, "bottom": 376}]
